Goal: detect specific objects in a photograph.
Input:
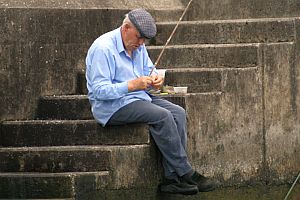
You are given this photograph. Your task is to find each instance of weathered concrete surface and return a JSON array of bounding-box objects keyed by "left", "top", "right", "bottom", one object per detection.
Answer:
[
  {"left": 163, "top": 88, "right": 262, "bottom": 186},
  {"left": 155, "top": 18, "right": 295, "bottom": 45},
  {"left": 0, "top": 120, "right": 150, "bottom": 146},
  {"left": 0, "top": 172, "right": 75, "bottom": 198},
  {"left": 185, "top": 0, "right": 300, "bottom": 20},
  {"left": 0, "top": 0, "right": 184, "bottom": 10},
  {"left": 0, "top": 146, "right": 111, "bottom": 172},
  {"left": 295, "top": 18, "right": 300, "bottom": 122},
  {"left": 81, "top": 184, "right": 300, "bottom": 200},
  {"left": 147, "top": 44, "right": 259, "bottom": 68},
  {"left": 36, "top": 95, "right": 92, "bottom": 119},
  {"left": 262, "top": 43, "right": 300, "bottom": 183},
  {"left": 77, "top": 68, "right": 223, "bottom": 94},
  {"left": 0, "top": 145, "right": 160, "bottom": 196},
  {"left": 164, "top": 68, "right": 222, "bottom": 93},
  {"left": 182, "top": 68, "right": 264, "bottom": 186},
  {"left": 0, "top": 171, "right": 110, "bottom": 199},
  {"left": 104, "top": 145, "right": 160, "bottom": 189}
]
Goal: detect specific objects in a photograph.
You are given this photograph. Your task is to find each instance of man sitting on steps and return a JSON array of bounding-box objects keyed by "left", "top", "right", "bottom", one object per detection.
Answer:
[{"left": 85, "top": 8, "right": 218, "bottom": 195}]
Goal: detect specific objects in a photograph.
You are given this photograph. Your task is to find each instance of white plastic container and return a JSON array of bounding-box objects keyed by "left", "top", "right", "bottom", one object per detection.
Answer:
[
  {"left": 173, "top": 86, "right": 188, "bottom": 94},
  {"left": 156, "top": 69, "right": 167, "bottom": 78}
]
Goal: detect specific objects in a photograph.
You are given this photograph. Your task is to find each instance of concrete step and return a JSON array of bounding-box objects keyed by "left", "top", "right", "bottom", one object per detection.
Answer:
[
  {"left": 0, "top": 199, "right": 74, "bottom": 200},
  {"left": 0, "top": 144, "right": 153, "bottom": 173},
  {"left": 0, "top": 146, "right": 112, "bottom": 173},
  {"left": 81, "top": 70, "right": 222, "bottom": 94},
  {"left": 147, "top": 43, "right": 259, "bottom": 69},
  {"left": 0, "top": 120, "right": 150, "bottom": 147},
  {"left": 185, "top": 0, "right": 300, "bottom": 20},
  {"left": 154, "top": 18, "right": 295, "bottom": 45},
  {"left": 36, "top": 95, "right": 92, "bottom": 120},
  {"left": 37, "top": 94, "right": 193, "bottom": 119},
  {"left": 1, "top": 8, "right": 183, "bottom": 45},
  {"left": 0, "top": 143, "right": 159, "bottom": 196},
  {"left": 0, "top": 171, "right": 110, "bottom": 199},
  {"left": 78, "top": 43, "right": 260, "bottom": 94},
  {"left": 1, "top": 0, "right": 184, "bottom": 10},
  {"left": 164, "top": 68, "right": 222, "bottom": 93}
]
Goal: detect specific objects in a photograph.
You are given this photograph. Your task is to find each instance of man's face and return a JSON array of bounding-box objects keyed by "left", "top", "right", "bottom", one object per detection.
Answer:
[{"left": 123, "top": 24, "right": 146, "bottom": 52}]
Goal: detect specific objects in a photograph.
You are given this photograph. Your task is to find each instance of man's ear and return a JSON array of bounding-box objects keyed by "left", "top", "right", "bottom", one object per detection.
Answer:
[{"left": 124, "top": 23, "right": 131, "bottom": 31}]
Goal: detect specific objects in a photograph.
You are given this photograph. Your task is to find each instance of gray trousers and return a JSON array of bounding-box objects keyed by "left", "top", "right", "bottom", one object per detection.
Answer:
[{"left": 107, "top": 95, "right": 192, "bottom": 179}]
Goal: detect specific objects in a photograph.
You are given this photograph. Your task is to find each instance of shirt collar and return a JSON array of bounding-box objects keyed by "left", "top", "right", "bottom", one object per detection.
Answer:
[{"left": 116, "top": 27, "right": 125, "bottom": 54}]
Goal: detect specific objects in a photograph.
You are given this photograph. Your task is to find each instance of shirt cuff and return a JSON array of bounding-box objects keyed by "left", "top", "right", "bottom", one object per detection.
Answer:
[{"left": 119, "top": 81, "right": 129, "bottom": 94}]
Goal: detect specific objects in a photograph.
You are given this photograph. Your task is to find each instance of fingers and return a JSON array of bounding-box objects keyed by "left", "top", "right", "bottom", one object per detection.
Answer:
[
  {"left": 151, "top": 75, "right": 164, "bottom": 89},
  {"left": 141, "top": 76, "right": 153, "bottom": 86},
  {"left": 128, "top": 76, "right": 153, "bottom": 91},
  {"left": 152, "top": 75, "right": 163, "bottom": 85},
  {"left": 127, "top": 75, "right": 165, "bottom": 92}
]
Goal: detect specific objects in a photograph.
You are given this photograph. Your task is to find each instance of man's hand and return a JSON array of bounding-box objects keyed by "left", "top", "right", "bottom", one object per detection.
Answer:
[
  {"left": 151, "top": 75, "right": 164, "bottom": 90},
  {"left": 128, "top": 76, "right": 153, "bottom": 91}
]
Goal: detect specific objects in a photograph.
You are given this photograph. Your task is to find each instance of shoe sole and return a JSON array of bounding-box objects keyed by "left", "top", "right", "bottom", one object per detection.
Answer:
[
  {"left": 160, "top": 189, "right": 198, "bottom": 195},
  {"left": 159, "top": 186, "right": 198, "bottom": 195},
  {"left": 198, "top": 186, "right": 216, "bottom": 192}
]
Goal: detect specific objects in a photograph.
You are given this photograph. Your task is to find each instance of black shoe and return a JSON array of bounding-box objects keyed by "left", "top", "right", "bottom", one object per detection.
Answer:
[
  {"left": 182, "top": 171, "right": 218, "bottom": 192},
  {"left": 159, "top": 178, "right": 198, "bottom": 195}
]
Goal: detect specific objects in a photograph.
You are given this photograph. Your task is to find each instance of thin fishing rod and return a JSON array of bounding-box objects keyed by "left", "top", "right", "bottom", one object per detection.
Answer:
[
  {"left": 149, "top": 0, "right": 193, "bottom": 76},
  {"left": 283, "top": 172, "right": 300, "bottom": 200}
]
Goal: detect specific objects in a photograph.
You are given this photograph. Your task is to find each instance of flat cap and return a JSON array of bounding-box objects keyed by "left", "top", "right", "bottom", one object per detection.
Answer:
[{"left": 128, "top": 8, "right": 157, "bottom": 39}]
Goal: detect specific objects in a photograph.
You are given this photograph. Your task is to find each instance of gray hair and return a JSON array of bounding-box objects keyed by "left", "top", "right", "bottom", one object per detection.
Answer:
[{"left": 122, "top": 14, "right": 133, "bottom": 27}]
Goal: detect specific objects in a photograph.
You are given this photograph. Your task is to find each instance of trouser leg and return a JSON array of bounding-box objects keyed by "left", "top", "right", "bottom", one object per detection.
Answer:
[
  {"left": 107, "top": 99, "right": 192, "bottom": 177},
  {"left": 150, "top": 96, "right": 188, "bottom": 178},
  {"left": 150, "top": 96, "right": 187, "bottom": 149}
]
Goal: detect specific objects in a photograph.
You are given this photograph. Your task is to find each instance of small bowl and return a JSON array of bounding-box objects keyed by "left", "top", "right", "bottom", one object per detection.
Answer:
[{"left": 173, "top": 86, "right": 188, "bottom": 94}]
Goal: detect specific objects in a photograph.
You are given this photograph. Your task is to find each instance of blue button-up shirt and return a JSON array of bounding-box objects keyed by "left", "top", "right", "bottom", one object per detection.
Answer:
[{"left": 86, "top": 27, "right": 156, "bottom": 126}]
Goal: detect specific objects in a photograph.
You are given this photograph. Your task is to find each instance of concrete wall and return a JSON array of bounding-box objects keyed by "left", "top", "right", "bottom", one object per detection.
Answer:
[
  {"left": 183, "top": 67, "right": 264, "bottom": 185},
  {"left": 0, "top": 8, "right": 96, "bottom": 121},
  {"left": 0, "top": 0, "right": 184, "bottom": 9},
  {"left": 0, "top": 1, "right": 299, "bottom": 186},
  {"left": 262, "top": 43, "right": 300, "bottom": 183},
  {"left": 175, "top": 42, "right": 300, "bottom": 185},
  {"left": 186, "top": 0, "right": 300, "bottom": 20}
]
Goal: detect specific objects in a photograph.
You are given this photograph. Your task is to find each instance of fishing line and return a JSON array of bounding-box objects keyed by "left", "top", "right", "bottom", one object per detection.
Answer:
[{"left": 149, "top": 0, "right": 193, "bottom": 76}]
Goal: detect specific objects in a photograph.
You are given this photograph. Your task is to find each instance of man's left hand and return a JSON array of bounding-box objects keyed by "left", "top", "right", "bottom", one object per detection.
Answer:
[{"left": 151, "top": 75, "right": 164, "bottom": 90}]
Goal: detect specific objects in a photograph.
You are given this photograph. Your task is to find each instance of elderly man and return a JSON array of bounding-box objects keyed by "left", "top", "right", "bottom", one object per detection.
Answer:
[{"left": 85, "top": 8, "right": 217, "bottom": 195}]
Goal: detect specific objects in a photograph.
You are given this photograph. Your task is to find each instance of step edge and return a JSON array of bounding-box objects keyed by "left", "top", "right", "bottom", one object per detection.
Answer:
[
  {"left": 0, "top": 144, "right": 150, "bottom": 152},
  {"left": 0, "top": 171, "right": 110, "bottom": 177},
  {"left": 156, "top": 17, "right": 296, "bottom": 25}
]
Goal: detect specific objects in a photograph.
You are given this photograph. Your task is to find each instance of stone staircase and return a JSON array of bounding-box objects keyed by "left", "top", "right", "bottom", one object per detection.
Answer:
[
  {"left": 0, "top": 119, "right": 158, "bottom": 199},
  {"left": 1, "top": 1, "right": 300, "bottom": 199}
]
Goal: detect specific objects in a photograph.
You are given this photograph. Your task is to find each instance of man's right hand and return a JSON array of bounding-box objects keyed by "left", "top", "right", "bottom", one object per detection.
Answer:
[{"left": 128, "top": 76, "right": 153, "bottom": 92}]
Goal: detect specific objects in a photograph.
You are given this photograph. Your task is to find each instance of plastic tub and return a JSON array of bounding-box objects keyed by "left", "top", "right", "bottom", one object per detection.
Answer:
[{"left": 173, "top": 86, "right": 188, "bottom": 94}]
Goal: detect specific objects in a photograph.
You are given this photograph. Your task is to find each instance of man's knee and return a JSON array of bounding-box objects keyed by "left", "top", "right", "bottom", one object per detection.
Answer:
[
  {"left": 178, "top": 105, "right": 186, "bottom": 115},
  {"left": 174, "top": 105, "right": 187, "bottom": 118},
  {"left": 147, "top": 107, "right": 174, "bottom": 124}
]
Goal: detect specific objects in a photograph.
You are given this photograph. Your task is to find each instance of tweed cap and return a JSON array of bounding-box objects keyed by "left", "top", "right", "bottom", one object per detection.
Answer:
[{"left": 128, "top": 8, "right": 157, "bottom": 39}]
